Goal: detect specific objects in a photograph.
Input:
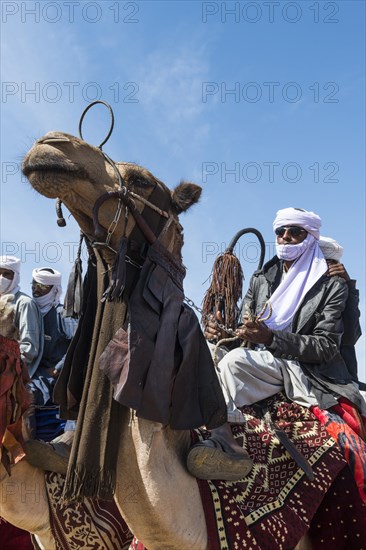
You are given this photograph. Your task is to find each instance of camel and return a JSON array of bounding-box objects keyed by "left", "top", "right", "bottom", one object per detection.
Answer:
[
  {"left": 22, "top": 132, "right": 209, "bottom": 549},
  {"left": 0, "top": 293, "right": 133, "bottom": 550},
  {"left": 1, "top": 432, "right": 134, "bottom": 550},
  {"left": 1, "top": 458, "right": 57, "bottom": 549},
  {"left": 21, "top": 131, "right": 357, "bottom": 549}
]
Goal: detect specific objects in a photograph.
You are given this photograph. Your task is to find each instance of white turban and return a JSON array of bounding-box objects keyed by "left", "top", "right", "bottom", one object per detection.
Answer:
[
  {"left": 0, "top": 255, "right": 21, "bottom": 295},
  {"left": 32, "top": 267, "right": 62, "bottom": 287},
  {"left": 318, "top": 236, "right": 343, "bottom": 262},
  {"left": 273, "top": 207, "right": 322, "bottom": 240},
  {"left": 0, "top": 256, "right": 21, "bottom": 273},
  {"left": 32, "top": 267, "right": 62, "bottom": 315}
]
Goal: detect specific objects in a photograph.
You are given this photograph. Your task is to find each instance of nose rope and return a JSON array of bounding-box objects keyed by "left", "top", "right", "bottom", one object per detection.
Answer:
[
  {"left": 55, "top": 102, "right": 170, "bottom": 252},
  {"left": 78, "top": 100, "right": 115, "bottom": 150}
]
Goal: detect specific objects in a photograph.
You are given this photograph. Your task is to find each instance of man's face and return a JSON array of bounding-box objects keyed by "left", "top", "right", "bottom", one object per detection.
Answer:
[
  {"left": 31, "top": 280, "right": 53, "bottom": 297},
  {"left": 275, "top": 226, "right": 308, "bottom": 245},
  {"left": 0, "top": 268, "right": 15, "bottom": 280}
]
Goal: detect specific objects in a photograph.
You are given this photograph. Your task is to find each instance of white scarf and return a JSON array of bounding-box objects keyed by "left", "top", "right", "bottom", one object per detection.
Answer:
[
  {"left": 263, "top": 209, "right": 327, "bottom": 331},
  {"left": 32, "top": 267, "right": 62, "bottom": 315},
  {"left": 0, "top": 255, "right": 21, "bottom": 296}
]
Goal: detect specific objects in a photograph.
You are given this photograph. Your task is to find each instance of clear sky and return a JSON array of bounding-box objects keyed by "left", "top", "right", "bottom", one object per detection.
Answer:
[{"left": 1, "top": 0, "right": 365, "bottom": 380}]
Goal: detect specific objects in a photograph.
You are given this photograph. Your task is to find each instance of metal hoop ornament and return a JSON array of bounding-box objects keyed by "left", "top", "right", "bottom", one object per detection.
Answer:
[{"left": 78, "top": 100, "right": 115, "bottom": 150}]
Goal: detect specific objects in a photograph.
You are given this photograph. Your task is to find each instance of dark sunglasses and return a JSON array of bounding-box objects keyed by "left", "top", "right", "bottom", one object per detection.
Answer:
[
  {"left": 275, "top": 226, "right": 306, "bottom": 237},
  {"left": 31, "top": 281, "right": 53, "bottom": 290}
]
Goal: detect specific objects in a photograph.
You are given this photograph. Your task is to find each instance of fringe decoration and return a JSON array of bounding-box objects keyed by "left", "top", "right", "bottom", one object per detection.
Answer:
[
  {"left": 63, "top": 233, "right": 84, "bottom": 319},
  {"left": 102, "top": 236, "right": 128, "bottom": 302},
  {"left": 62, "top": 464, "right": 116, "bottom": 503},
  {"left": 201, "top": 251, "right": 243, "bottom": 333}
]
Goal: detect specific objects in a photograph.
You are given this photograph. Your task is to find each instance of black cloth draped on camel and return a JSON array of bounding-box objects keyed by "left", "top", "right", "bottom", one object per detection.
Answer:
[
  {"left": 55, "top": 239, "right": 226, "bottom": 500},
  {"left": 99, "top": 239, "right": 226, "bottom": 430}
]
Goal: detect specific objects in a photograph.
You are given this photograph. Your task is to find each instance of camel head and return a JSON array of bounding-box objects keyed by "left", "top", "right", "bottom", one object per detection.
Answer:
[{"left": 22, "top": 132, "right": 202, "bottom": 261}]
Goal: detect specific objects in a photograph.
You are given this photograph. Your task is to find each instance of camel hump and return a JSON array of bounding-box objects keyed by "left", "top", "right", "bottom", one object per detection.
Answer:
[{"left": 171, "top": 181, "right": 202, "bottom": 213}]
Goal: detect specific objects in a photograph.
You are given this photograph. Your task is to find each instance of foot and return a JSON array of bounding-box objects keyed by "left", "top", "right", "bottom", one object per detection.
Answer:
[
  {"left": 23, "top": 440, "right": 69, "bottom": 475},
  {"left": 186, "top": 435, "right": 253, "bottom": 481}
]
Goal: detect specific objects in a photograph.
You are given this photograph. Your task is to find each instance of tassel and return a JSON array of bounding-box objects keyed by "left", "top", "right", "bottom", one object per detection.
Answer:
[
  {"left": 102, "top": 236, "right": 128, "bottom": 302},
  {"left": 63, "top": 233, "right": 84, "bottom": 318},
  {"left": 201, "top": 251, "right": 243, "bottom": 333}
]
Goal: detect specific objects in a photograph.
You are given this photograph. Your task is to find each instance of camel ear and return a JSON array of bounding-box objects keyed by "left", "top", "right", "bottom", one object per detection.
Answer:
[{"left": 171, "top": 181, "right": 202, "bottom": 214}]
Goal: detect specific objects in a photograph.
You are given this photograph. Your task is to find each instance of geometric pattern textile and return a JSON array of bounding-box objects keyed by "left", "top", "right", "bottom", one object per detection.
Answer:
[{"left": 194, "top": 392, "right": 348, "bottom": 549}]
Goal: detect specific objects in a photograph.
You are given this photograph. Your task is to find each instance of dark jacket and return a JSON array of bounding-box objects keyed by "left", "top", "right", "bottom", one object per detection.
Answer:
[
  {"left": 42, "top": 304, "right": 77, "bottom": 371},
  {"left": 340, "top": 280, "right": 361, "bottom": 381},
  {"left": 242, "top": 256, "right": 364, "bottom": 410}
]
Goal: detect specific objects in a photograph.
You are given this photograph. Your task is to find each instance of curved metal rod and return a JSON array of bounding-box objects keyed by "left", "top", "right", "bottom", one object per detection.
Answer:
[
  {"left": 227, "top": 227, "right": 266, "bottom": 271},
  {"left": 78, "top": 101, "right": 115, "bottom": 149},
  {"left": 55, "top": 198, "right": 66, "bottom": 227},
  {"left": 92, "top": 190, "right": 157, "bottom": 246}
]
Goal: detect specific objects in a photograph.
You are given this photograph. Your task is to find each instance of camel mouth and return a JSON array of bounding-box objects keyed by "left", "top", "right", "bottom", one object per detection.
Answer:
[
  {"left": 22, "top": 162, "right": 84, "bottom": 179},
  {"left": 23, "top": 161, "right": 90, "bottom": 199}
]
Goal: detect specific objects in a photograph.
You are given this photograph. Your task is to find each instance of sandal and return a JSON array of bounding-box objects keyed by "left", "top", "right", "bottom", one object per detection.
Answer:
[{"left": 186, "top": 434, "right": 253, "bottom": 481}]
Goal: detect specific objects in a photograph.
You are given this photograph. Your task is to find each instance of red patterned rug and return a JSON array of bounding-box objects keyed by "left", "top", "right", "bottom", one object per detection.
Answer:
[
  {"left": 0, "top": 336, "right": 30, "bottom": 472},
  {"left": 45, "top": 391, "right": 366, "bottom": 550},
  {"left": 193, "top": 392, "right": 350, "bottom": 549},
  {"left": 308, "top": 465, "right": 366, "bottom": 549},
  {"left": 44, "top": 471, "right": 133, "bottom": 550}
]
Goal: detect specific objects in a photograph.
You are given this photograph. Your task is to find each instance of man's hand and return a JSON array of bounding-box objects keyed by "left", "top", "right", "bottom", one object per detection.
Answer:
[
  {"left": 204, "top": 310, "right": 229, "bottom": 342},
  {"left": 236, "top": 316, "right": 273, "bottom": 346},
  {"left": 326, "top": 260, "right": 350, "bottom": 282}
]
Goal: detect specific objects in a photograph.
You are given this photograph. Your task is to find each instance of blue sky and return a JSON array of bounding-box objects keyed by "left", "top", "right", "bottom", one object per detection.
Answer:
[{"left": 1, "top": 0, "right": 365, "bottom": 379}]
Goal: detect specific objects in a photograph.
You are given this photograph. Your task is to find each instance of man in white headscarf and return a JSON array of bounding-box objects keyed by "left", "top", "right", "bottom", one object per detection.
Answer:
[
  {"left": 319, "top": 236, "right": 362, "bottom": 383},
  {"left": 28, "top": 267, "right": 77, "bottom": 409},
  {"left": 19, "top": 267, "right": 78, "bottom": 446},
  {"left": 188, "top": 207, "right": 365, "bottom": 480},
  {"left": 0, "top": 256, "right": 43, "bottom": 374}
]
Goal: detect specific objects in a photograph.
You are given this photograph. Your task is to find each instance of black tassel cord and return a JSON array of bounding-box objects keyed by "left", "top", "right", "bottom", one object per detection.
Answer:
[
  {"left": 102, "top": 236, "right": 128, "bottom": 302},
  {"left": 63, "top": 233, "right": 84, "bottom": 319}
]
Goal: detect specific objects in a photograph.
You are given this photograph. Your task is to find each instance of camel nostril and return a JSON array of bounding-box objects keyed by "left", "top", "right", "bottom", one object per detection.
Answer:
[{"left": 37, "top": 137, "right": 71, "bottom": 145}]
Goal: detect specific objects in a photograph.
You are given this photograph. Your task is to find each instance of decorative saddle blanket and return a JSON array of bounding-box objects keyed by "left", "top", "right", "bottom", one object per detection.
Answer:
[
  {"left": 44, "top": 471, "right": 133, "bottom": 550},
  {"left": 193, "top": 392, "right": 365, "bottom": 550},
  {"left": 128, "top": 392, "right": 366, "bottom": 550}
]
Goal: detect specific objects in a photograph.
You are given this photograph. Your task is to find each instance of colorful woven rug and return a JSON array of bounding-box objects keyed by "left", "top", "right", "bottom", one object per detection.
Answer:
[
  {"left": 44, "top": 471, "right": 133, "bottom": 550},
  {"left": 312, "top": 398, "right": 366, "bottom": 504},
  {"left": 0, "top": 336, "right": 30, "bottom": 472},
  {"left": 193, "top": 392, "right": 348, "bottom": 549}
]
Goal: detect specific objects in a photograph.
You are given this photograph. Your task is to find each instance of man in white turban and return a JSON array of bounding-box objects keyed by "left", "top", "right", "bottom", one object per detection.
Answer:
[
  {"left": 0, "top": 256, "right": 43, "bottom": 374},
  {"left": 20, "top": 267, "right": 77, "bottom": 474},
  {"left": 188, "top": 207, "right": 365, "bottom": 481},
  {"left": 28, "top": 268, "right": 77, "bottom": 413}
]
